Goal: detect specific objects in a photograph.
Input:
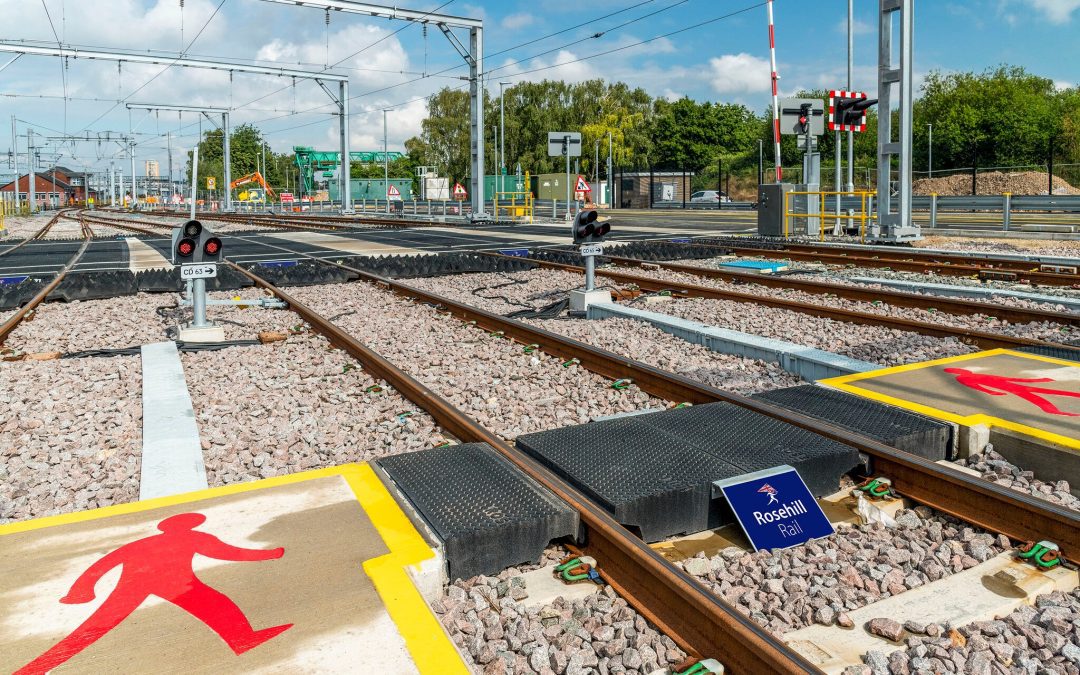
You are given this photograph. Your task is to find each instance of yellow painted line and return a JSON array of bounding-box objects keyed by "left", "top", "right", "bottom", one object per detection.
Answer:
[
  {"left": 821, "top": 349, "right": 1080, "bottom": 449},
  {"left": 0, "top": 464, "right": 467, "bottom": 674}
]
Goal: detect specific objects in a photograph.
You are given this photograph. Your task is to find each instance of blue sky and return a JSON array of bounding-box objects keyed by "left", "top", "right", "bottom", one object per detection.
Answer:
[{"left": 0, "top": 0, "right": 1077, "bottom": 175}]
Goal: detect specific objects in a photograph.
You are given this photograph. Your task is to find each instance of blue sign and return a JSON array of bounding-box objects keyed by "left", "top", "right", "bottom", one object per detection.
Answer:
[
  {"left": 713, "top": 465, "right": 833, "bottom": 551},
  {"left": 258, "top": 260, "right": 298, "bottom": 268},
  {"left": 669, "top": 237, "right": 691, "bottom": 244},
  {"left": 498, "top": 248, "right": 530, "bottom": 258},
  {"left": 0, "top": 275, "right": 29, "bottom": 286}
]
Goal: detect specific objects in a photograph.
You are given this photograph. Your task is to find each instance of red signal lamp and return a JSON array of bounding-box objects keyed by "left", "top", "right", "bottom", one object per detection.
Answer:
[{"left": 203, "top": 237, "right": 222, "bottom": 257}]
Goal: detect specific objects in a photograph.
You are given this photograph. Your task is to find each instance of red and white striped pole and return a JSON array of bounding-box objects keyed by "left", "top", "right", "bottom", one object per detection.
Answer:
[{"left": 767, "top": 0, "right": 782, "bottom": 182}]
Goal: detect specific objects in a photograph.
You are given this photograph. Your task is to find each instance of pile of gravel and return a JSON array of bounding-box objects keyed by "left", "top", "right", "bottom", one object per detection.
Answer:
[
  {"left": 285, "top": 281, "right": 665, "bottom": 440},
  {"left": 917, "top": 236, "right": 1080, "bottom": 259},
  {"left": 405, "top": 270, "right": 802, "bottom": 395},
  {"left": 675, "top": 507, "right": 1009, "bottom": 635},
  {"left": 0, "top": 356, "right": 141, "bottom": 522},
  {"left": 655, "top": 296, "right": 975, "bottom": 366},
  {"left": 3, "top": 289, "right": 298, "bottom": 353},
  {"left": 623, "top": 265, "right": 1074, "bottom": 345},
  {"left": 436, "top": 574, "right": 687, "bottom": 675},
  {"left": 183, "top": 334, "right": 445, "bottom": 486},
  {"left": 957, "top": 447, "right": 1080, "bottom": 512},
  {"left": 855, "top": 589, "right": 1080, "bottom": 675}
]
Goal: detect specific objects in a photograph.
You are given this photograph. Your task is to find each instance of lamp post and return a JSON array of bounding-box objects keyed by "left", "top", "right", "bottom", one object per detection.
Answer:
[
  {"left": 383, "top": 109, "right": 389, "bottom": 214},
  {"left": 927, "top": 123, "right": 933, "bottom": 178},
  {"left": 499, "top": 81, "right": 510, "bottom": 196}
]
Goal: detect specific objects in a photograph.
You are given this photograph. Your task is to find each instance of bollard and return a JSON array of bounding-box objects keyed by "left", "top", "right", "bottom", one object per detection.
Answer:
[
  {"left": 1003, "top": 192, "right": 1011, "bottom": 231},
  {"left": 929, "top": 193, "right": 938, "bottom": 229},
  {"left": 553, "top": 200, "right": 558, "bottom": 219}
]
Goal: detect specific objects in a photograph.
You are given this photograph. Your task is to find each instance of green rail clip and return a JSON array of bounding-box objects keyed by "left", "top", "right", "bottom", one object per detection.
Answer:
[
  {"left": 365, "top": 384, "right": 384, "bottom": 394},
  {"left": 554, "top": 557, "right": 602, "bottom": 585},
  {"left": 562, "top": 358, "right": 580, "bottom": 368},
  {"left": 1016, "top": 541, "right": 1062, "bottom": 569},
  {"left": 611, "top": 378, "right": 632, "bottom": 391},
  {"left": 852, "top": 477, "right": 895, "bottom": 501},
  {"left": 523, "top": 343, "right": 540, "bottom": 354},
  {"left": 674, "top": 659, "right": 723, "bottom": 675}
]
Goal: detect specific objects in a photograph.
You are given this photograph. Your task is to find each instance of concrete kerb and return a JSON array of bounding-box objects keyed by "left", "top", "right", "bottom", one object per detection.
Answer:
[
  {"left": 585, "top": 303, "right": 879, "bottom": 381},
  {"left": 847, "top": 276, "right": 1080, "bottom": 313}
]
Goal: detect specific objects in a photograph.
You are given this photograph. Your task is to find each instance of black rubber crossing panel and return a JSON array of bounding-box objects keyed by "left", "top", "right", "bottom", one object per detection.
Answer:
[
  {"left": 1015, "top": 345, "right": 1080, "bottom": 364},
  {"left": 753, "top": 384, "right": 953, "bottom": 460},
  {"left": 375, "top": 443, "right": 578, "bottom": 581},
  {"left": 515, "top": 402, "right": 861, "bottom": 542}
]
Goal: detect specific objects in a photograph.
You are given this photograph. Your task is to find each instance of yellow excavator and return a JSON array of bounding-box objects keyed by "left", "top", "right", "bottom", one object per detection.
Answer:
[{"left": 230, "top": 171, "right": 277, "bottom": 202}]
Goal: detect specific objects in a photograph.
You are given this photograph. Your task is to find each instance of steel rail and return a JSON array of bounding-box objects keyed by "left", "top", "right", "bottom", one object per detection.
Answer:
[
  {"left": 229, "top": 261, "right": 816, "bottom": 674},
  {"left": 599, "top": 253, "right": 1079, "bottom": 327},
  {"left": 0, "top": 230, "right": 91, "bottom": 345},
  {"left": 700, "top": 241, "right": 1078, "bottom": 287},
  {"left": 221, "top": 237, "right": 1080, "bottom": 569},
  {"left": 487, "top": 254, "right": 1060, "bottom": 351}
]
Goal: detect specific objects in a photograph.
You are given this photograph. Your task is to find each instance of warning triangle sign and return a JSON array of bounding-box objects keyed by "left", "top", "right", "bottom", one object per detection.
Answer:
[
  {"left": 452, "top": 182, "right": 467, "bottom": 197},
  {"left": 387, "top": 184, "right": 401, "bottom": 197},
  {"left": 575, "top": 175, "right": 591, "bottom": 192}
]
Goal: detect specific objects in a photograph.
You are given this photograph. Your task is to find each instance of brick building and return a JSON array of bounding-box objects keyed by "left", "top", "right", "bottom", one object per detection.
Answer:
[{"left": 0, "top": 167, "right": 96, "bottom": 208}]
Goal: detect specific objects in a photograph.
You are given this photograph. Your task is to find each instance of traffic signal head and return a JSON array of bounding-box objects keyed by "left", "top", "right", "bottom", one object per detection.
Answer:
[
  {"left": 171, "top": 219, "right": 223, "bottom": 264},
  {"left": 572, "top": 209, "right": 598, "bottom": 244},
  {"left": 828, "top": 91, "right": 877, "bottom": 132},
  {"left": 797, "top": 103, "right": 813, "bottom": 135}
]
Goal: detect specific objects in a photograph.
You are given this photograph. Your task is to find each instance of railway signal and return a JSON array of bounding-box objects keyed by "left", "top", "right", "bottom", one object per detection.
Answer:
[
  {"left": 828, "top": 91, "right": 877, "bottom": 133},
  {"left": 172, "top": 220, "right": 223, "bottom": 264}
]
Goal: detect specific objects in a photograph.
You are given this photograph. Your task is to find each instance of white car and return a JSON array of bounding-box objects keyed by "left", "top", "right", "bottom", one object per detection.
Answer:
[{"left": 689, "top": 190, "right": 731, "bottom": 203}]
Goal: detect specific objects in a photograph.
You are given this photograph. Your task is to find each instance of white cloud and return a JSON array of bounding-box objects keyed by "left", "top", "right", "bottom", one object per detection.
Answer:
[
  {"left": 708, "top": 53, "right": 772, "bottom": 95},
  {"left": 1026, "top": 0, "right": 1080, "bottom": 22},
  {"left": 835, "top": 18, "right": 872, "bottom": 35},
  {"left": 501, "top": 13, "right": 534, "bottom": 30},
  {"left": 1055, "top": 80, "right": 1074, "bottom": 91}
]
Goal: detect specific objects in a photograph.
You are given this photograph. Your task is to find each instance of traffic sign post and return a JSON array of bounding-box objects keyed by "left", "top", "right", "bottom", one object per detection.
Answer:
[
  {"left": 549, "top": 132, "right": 582, "bottom": 220},
  {"left": 206, "top": 177, "right": 216, "bottom": 190},
  {"left": 388, "top": 184, "right": 401, "bottom": 198},
  {"left": 713, "top": 465, "right": 834, "bottom": 551},
  {"left": 452, "top": 183, "right": 467, "bottom": 200}
]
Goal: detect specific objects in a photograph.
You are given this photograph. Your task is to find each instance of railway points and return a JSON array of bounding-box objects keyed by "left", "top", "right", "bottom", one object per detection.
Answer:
[
  {"left": 3, "top": 0, "right": 1080, "bottom": 669},
  {"left": 3, "top": 211, "right": 1080, "bottom": 673}
]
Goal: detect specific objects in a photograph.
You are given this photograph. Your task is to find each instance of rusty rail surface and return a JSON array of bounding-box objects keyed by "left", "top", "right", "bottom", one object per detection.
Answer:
[
  {"left": 486, "top": 253, "right": 1061, "bottom": 351},
  {"left": 230, "top": 261, "right": 816, "bottom": 674},
  {"left": 0, "top": 231, "right": 91, "bottom": 345},
  {"left": 601, "top": 254, "right": 1079, "bottom": 327}
]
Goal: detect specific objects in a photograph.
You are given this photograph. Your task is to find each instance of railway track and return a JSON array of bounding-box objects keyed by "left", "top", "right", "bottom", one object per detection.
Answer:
[
  {"left": 485, "top": 252, "right": 1069, "bottom": 351},
  {"left": 5, "top": 222, "right": 1076, "bottom": 672},
  {"left": 220, "top": 243, "right": 1080, "bottom": 673},
  {"left": 0, "top": 219, "right": 91, "bottom": 345},
  {"left": 153, "top": 208, "right": 431, "bottom": 231},
  {"left": 697, "top": 238, "right": 1080, "bottom": 287},
  {"left": 0, "top": 209, "right": 73, "bottom": 259},
  {"left": 597, "top": 250, "right": 1079, "bottom": 327}
]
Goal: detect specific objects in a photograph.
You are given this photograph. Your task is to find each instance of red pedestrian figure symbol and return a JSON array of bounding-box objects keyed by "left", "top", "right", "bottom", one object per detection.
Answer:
[
  {"left": 944, "top": 367, "right": 1080, "bottom": 417},
  {"left": 17, "top": 513, "right": 292, "bottom": 675}
]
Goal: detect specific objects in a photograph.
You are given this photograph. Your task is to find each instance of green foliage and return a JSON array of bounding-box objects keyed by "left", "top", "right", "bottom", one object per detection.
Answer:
[
  {"left": 913, "top": 66, "right": 1067, "bottom": 170},
  {"left": 186, "top": 123, "right": 301, "bottom": 193}
]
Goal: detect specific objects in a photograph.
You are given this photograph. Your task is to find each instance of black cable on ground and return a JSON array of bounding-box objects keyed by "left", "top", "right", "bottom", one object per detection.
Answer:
[
  {"left": 504, "top": 298, "right": 570, "bottom": 320},
  {"left": 61, "top": 339, "right": 261, "bottom": 359}
]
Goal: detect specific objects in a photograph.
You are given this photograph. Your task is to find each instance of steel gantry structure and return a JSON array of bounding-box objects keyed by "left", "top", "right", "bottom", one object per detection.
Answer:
[
  {"left": 0, "top": 42, "right": 355, "bottom": 213},
  {"left": 127, "top": 103, "right": 234, "bottom": 211},
  {"left": 261, "top": 0, "right": 488, "bottom": 219}
]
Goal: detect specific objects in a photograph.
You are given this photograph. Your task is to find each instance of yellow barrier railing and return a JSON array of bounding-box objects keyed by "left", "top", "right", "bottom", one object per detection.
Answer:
[
  {"left": 783, "top": 190, "right": 876, "bottom": 243},
  {"left": 493, "top": 190, "right": 534, "bottom": 223}
]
